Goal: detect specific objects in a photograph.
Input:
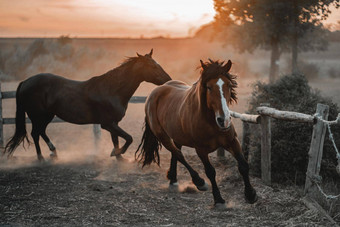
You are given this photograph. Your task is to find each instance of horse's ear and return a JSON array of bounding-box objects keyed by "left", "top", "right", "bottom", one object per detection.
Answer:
[
  {"left": 224, "top": 60, "right": 232, "bottom": 72},
  {"left": 136, "top": 52, "right": 142, "bottom": 57},
  {"left": 200, "top": 60, "right": 207, "bottom": 70},
  {"left": 148, "top": 48, "right": 153, "bottom": 57}
]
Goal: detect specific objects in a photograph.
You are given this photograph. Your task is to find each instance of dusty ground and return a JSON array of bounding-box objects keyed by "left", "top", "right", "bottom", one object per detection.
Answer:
[{"left": 0, "top": 153, "right": 334, "bottom": 226}]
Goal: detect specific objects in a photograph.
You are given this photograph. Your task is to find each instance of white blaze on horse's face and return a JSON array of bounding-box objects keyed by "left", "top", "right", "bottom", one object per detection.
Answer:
[
  {"left": 216, "top": 78, "right": 231, "bottom": 129},
  {"left": 206, "top": 77, "right": 232, "bottom": 130}
]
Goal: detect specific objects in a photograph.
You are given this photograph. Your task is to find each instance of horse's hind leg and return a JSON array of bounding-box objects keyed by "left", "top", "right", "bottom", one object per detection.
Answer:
[
  {"left": 39, "top": 114, "right": 57, "bottom": 158},
  {"left": 167, "top": 142, "right": 181, "bottom": 186},
  {"left": 226, "top": 137, "right": 257, "bottom": 204},
  {"left": 31, "top": 120, "right": 44, "bottom": 161},
  {"left": 30, "top": 114, "right": 56, "bottom": 161},
  {"left": 158, "top": 135, "right": 207, "bottom": 191},
  {"left": 41, "top": 132, "right": 57, "bottom": 158}
]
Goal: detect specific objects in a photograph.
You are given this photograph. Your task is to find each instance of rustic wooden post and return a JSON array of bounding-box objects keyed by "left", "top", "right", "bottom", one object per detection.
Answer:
[
  {"left": 259, "top": 103, "right": 271, "bottom": 185},
  {"left": 93, "top": 124, "right": 101, "bottom": 151},
  {"left": 0, "top": 82, "right": 3, "bottom": 148},
  {"left": 217, "top": 147, "right": 225, "bottom": 158},
  {"left": 304, "top": 103, "right": 329, "bottom": 195}
]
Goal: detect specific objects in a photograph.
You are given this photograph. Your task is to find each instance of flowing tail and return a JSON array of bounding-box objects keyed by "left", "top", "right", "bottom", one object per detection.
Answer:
[
  {"left": 135, "top": 118, "right": 162, "bottom": 167},
  {"left": 4, "top": 82, "right": 30, "bottom": 157}
]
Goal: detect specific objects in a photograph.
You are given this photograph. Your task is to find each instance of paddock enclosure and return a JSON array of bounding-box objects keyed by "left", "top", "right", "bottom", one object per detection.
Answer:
[{"left": 1, "top": 38, "right": 340, "bottom": 226}]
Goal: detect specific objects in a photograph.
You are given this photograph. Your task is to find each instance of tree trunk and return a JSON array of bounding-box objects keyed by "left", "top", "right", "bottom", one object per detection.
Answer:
[
  {"left": 292, "top": 1, "right": 299, "bottom": 74},
  {"left": 269, "top": 40, "right": 280, "bottom": 83},
  {"left": 292, "top": 34, "right": 299, "bottom": 74}
]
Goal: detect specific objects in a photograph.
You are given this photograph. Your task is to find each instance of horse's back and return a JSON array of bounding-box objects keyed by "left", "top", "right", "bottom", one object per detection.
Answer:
[
  {"left": 147, "top": 80, "right": 189, "bottom": 106},
  {"left": 164, "top": 80, "right": 190, "bottom": 89},
  {"left": 18, "top": 73, "right": 82, "bottom": 115}
]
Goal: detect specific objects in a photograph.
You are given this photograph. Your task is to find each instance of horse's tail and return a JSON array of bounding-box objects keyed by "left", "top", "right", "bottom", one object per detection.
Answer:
[
  {"left": 135, "top": 118, "right": 162, "bottom": 167},
  {"left": 4, "top": 82, "right": 30, "bottom": 156}
]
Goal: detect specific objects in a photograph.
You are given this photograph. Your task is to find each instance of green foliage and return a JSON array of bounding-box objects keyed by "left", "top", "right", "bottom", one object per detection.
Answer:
[{"left": 246, "top": 74, "right": 340, "bottom": 185}]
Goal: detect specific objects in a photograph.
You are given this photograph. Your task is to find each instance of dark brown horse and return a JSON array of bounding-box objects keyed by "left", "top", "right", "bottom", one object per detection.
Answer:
[
  {"left": 5, "top": 49, "right": 171, "bottom": 161},
  {"left": 136, "top": 59, "right": 257, "bottom": 207}
]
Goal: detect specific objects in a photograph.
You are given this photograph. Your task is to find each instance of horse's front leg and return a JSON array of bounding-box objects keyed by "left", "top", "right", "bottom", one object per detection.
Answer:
[
  {"left": 226, "top": 137, "right": 257, "bottom": 204},
  {"left": 101, "top": 123, "right": 133, "bottom": 156},
  {"left": 109, "top": 133, "right": 126, "bottom": 161},
  {"left": 196, "top": 150, "right": 225, "bottom": 207}
]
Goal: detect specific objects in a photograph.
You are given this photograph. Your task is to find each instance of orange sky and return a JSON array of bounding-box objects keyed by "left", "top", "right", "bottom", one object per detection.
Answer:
[{"left": 0, "top": 0, "right": 339, "bottom": 38}]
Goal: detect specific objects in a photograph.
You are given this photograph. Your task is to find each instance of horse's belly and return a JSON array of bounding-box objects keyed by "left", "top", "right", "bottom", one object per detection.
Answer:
[{"left": 55, "top": 112, "right": 93, "bottom": 124}]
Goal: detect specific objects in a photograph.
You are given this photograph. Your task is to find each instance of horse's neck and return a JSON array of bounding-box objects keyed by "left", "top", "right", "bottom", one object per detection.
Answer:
[
  {"left": 109, "top": 69, "right": 141, "bottom": 99},
  {"left": 89, "top": 65, "right": 142, "bottom": 103}
]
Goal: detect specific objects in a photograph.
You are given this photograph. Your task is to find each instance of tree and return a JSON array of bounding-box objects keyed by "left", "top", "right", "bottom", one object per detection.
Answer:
[
  {"left": 289, "top": 1, "right": 339, "bottom": 74},
  {"left": 213, "top": 0, "right": 339, "bottom": 82}
]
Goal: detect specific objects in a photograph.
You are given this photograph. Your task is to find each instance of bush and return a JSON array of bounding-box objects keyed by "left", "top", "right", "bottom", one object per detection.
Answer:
[{"left": 245, "top": 74, "right": 340, "bottom": 185}]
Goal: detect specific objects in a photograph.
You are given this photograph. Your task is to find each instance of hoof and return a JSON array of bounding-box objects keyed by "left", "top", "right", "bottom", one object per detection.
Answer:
[
  {"left": 116, "top": 155, "right": 129, "bottom": 162},
  {"left": 212, "top": 202, "right": 226, "bottom": 210},
  {"left": 110, "top": 148, "right": 123, "bottom": 156},
  {"left": 170, "top": 182, "right": 179, "bottom": 186},
  {"left": 245, "top": 189, "right": 258, "bottom": 204},
  {"left": 50, "top": 152, "right": 58, "bottom": 160},
  {"left": 196, "top": 181, "right": 209, "bottom": 191},
  {"left": 38, "top": 156, "right": 45, "bottom": 162},
  {"left": 169, "top": 182, "right": 179, "bottom": 192}
]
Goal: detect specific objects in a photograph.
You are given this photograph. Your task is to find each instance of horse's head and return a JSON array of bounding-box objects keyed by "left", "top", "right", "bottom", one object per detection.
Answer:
[
  {"left": 200, "top": 59, "right": 237, "bottom": 131},
  {"left": 134, "top": 49, "right": 171, "bottom": 85}
]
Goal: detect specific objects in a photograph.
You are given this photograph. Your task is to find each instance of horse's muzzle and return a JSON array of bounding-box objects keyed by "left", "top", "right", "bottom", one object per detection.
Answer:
[{"left": 216, "top": 116, "right": 231, "bottom": 130}]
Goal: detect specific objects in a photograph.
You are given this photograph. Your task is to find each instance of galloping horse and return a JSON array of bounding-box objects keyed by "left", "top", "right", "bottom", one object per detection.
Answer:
[
  {"left": 5, "top": 49, "right": 171, "bottom": 161},
  {"left": 136, "top": 59, "right": 257, "bottom": 207}
]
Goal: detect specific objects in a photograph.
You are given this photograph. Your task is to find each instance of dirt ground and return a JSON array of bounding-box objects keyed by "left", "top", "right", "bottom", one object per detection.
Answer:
[{"left": 0, "top": 153, "right": 334, "bottom": 226}]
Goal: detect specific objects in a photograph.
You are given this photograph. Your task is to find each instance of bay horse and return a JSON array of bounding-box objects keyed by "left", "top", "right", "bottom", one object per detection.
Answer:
[
  {"left": 5, "top": 49, "right": 171, "bottom": 161},
  {"left": 136, "top": 59, "right": 257, "bottom": 207}
]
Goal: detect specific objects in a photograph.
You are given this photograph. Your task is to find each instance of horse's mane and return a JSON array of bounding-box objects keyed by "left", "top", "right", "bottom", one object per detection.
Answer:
[
  {"left": 120, "top": 56, "right": 140, "bottom": 66},
  {"left": 199, "top": 60, "right": 238, "bottom": 104},
  {"left": 104, "top": 56, "right": 140, "bottom": 76}
]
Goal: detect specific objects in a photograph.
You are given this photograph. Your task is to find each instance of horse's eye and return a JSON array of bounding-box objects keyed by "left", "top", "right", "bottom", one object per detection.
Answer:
[{"left": 207, "top": 87, "right": 212, "bottom": 92}]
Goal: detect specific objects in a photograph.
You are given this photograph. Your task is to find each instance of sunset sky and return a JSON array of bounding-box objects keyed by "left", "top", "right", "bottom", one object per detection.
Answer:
[{"left": 0, "top": 0, "right": 339, "bottom": 38}]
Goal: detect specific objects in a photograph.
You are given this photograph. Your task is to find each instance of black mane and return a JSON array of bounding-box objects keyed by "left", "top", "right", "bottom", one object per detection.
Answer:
[{"left": 200, "top": 60, "right": 238, "bottom": 104}]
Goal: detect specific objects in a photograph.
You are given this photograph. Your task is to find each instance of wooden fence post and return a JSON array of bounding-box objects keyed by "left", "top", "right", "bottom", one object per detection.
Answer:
[
  {"left": 0, "top": 82, "right": 3, "bottom": 148},
  {"left": 93, "top": 124, "right": 101, "bottom": 151},
  {"left": 260, "top": 103, "right": 271, "bottom": 185},
  {"left": 304, "top": 103, "right": 329, "bottom": 195}
]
